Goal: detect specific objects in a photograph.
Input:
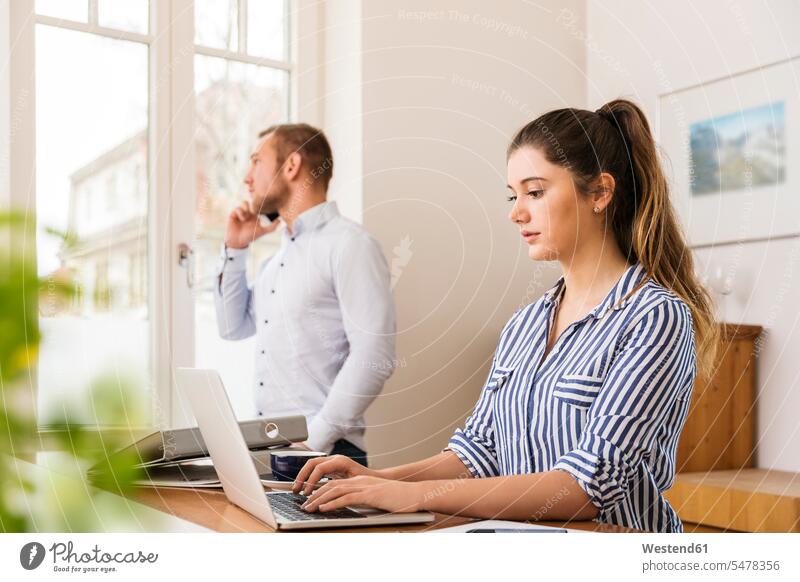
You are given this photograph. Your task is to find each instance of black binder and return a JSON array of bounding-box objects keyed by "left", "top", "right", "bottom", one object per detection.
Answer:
[
  {"left": 88, "top": 415, "right": 308, "bottom": 487},
  {"left": 115, "top": 415, "right": 307, "bottom": 466}
]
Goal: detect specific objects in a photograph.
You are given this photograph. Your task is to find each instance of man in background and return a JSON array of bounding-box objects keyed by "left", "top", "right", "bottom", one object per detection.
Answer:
[{"left": 215, "top": 123, "right": 395, "bottom": 465}]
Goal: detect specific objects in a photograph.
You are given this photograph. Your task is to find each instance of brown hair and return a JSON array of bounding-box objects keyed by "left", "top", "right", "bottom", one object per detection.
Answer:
[
  {"left": 507, "top": 99, "right": 719, "bottom": 384},
  {"left": 259, "top": 123, "right": 334, "bottom": 188}
]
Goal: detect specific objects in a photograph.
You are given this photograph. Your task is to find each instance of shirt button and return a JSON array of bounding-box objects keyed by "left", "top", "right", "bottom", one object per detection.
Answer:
[
  {"left": 290, "top": 237, "right": 295, "bottom": 242},
  {"left": 280, "top": 262, "right": 284, "bottom": 267},
  {"left": 261, "top": 350, "right": 265, "bottom": 354},
  {"left": 264, "top": 319, "right": 268, "bottom": 324},
  {"left": 271, "top": 289, "right": 275, "bottom": 294},
  {"left": 259, "top": 381, "right": 264, "bottom": 386}
]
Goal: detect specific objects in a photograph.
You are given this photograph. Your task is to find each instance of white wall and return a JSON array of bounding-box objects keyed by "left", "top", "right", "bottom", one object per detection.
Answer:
[
  {"left": 587, "top": 0, "right": 800, "bottom": 471},
  {"left": 320, "top": 0, "right": 587, "bottom": 468}
]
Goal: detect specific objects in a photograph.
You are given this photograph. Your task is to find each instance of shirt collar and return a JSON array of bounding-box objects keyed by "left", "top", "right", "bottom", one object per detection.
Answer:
[
  {"left": 286, "top": 200, "right": 339, "bottom": 238},
  {"left": 543, "top": 262, "right": 648, "bottom": 320}
]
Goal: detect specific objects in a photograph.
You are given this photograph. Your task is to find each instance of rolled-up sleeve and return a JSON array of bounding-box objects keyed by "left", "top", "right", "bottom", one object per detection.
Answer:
[
  {"left": 446, "top": 370, "right": 501, "bottom": 478},
  {"left": 552, "top": 299, "right": 696, "bottom": 511}
]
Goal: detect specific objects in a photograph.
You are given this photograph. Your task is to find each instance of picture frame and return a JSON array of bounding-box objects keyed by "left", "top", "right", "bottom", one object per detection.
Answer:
[{"left": 658, "top": 57, "right": 799, "bottom": 246}]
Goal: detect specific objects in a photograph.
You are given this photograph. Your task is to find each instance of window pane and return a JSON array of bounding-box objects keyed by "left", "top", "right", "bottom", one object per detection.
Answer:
[
  {"left": 193, "top": 55, "right": 288, "bottom": 418},
  {"left": 195, "top": 0, "right": 238, "bottom": 51},
  {"left": 35, "top": 25, "right": 150, "bottom": 425},
  {"left": 98, "top": 0, "right": 149, "bottom": 35},
  {"left": 35, "top": 0, "right": 88, "bottom": 22},
  {"left": 247, "top": 0, "right": 287, "bottom": 60}
]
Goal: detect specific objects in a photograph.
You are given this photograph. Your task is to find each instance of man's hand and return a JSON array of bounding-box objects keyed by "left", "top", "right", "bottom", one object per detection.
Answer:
[{"left": 224, "top": 201, "right": 281, "bottom": 249}]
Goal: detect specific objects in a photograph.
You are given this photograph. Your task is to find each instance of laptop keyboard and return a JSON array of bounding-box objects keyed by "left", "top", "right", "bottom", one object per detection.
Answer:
[{"left": 268, "top": 492, "right": 367, "bottom": 521}]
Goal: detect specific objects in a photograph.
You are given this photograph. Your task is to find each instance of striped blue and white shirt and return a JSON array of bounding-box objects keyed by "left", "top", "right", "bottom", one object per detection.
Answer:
[{"left": 446, "top": 262, "right": 697, "bottom": 532}]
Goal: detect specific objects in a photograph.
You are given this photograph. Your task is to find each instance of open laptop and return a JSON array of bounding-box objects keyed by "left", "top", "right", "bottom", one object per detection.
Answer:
[{"left": 176, "top": 368, "right": 435, "bottom": 530}]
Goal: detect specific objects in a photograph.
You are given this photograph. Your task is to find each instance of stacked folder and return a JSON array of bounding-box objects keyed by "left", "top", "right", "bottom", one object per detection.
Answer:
[{"left": 88, "top": 415, "right": 308, "bottom": 488}]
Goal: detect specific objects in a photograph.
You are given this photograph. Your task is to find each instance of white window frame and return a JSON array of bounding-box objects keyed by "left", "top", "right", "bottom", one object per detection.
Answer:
[{"left": 1, "top": 0, "right": 322, "bottom": 429}]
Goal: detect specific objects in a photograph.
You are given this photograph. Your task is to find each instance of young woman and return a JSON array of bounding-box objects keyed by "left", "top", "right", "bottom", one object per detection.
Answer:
[{"left": 291, "top": 99, "right": 719, "bottom": 533}]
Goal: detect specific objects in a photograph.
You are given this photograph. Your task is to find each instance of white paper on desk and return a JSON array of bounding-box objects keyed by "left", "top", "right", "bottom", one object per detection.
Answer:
[{"left": 431, "top": 519, "right": 586, "bottom": 533}]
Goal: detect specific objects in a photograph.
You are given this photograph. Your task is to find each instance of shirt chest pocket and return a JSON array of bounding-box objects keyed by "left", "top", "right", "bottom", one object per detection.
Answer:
[
  {"left": 485, "top": 364, "right": 518, "bottom": 441},
  {"left": 485, "top": 364, "right": 516, "bottom": 392},
  {"left": 552, "top": 373, "right": 605, "bottom": 409}
]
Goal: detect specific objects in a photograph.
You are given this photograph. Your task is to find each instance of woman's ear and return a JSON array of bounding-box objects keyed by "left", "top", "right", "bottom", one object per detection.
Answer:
[{"left": 590, "top": 172, "right": 616, "bottom": 212}]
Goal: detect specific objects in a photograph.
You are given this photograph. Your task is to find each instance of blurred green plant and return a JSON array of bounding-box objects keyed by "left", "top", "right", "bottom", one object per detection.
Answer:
[{"left": 1, "top": 210, "right": 149, "bottom": 532}]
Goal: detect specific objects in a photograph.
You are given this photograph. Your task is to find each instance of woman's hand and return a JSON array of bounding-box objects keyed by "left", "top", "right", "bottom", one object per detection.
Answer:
[
  {"left": 292, "top": 454, "right": 376, "bottom": 496},
  {"left": 300, "top": 475, "right": 425, "bottom": 514}
]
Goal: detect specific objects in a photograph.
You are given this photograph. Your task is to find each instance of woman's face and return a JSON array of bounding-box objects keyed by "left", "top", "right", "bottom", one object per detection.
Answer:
[{"left": 506, "top": 145, "right": 596, "bottom": 262}]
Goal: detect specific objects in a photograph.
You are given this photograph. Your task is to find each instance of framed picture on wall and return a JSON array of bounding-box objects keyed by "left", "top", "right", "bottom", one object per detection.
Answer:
[{"left": 658, "top": 56, "right": 799, "bottom": 247}]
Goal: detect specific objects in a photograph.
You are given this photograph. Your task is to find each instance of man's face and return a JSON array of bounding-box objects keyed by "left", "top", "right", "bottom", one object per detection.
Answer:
[{"left": 243, "top": 133, "right": 289, "bottom": 215}]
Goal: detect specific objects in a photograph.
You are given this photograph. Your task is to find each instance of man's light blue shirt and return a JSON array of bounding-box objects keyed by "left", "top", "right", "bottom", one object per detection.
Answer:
[{"left": 214, "top": 201, "right": 396, "bottom": 453}]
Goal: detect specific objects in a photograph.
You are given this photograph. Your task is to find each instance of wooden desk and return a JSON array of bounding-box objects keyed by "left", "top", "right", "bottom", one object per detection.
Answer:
[
  {"left": 16, "top": 453, "right": 639, "bottom": 533},
  {"left": 131, "top": 486, "right": 639, "bottom": 533}
]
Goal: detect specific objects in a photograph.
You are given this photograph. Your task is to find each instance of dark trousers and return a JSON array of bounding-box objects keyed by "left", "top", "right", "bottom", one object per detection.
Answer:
[{"left": 330, "top": 438, "right": 368, "bottom": 467}]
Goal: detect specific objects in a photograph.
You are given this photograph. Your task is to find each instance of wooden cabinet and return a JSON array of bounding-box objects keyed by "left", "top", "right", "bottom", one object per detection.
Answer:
[
  {"left": 676, "top": 323, "right": 762, "bottom": 473},
  {"left": 664, "top": 322, "right": 800, "bottom": 532}
]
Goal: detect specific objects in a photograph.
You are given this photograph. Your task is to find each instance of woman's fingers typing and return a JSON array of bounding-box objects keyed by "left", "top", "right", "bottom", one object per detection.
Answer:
[
  {"left": 292, "top": 455, "right": 361, "bottom": 495},
  {"left": 301, "top": 482, "right": 357, "bottom": 512},
  {"left": 304, "top": 490, "right": 361, "bottom": 513},
  {"left": 292, "top": 457, "right": 335, "bottom": 494}
]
